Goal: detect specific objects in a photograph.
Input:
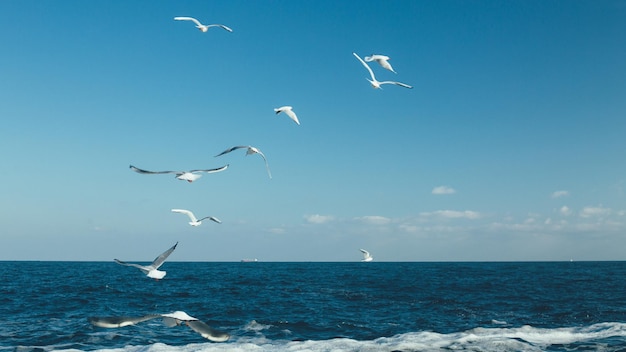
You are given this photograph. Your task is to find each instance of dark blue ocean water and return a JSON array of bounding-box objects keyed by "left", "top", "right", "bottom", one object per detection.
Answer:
[{"left": 1, "top": 261, "right": 626, "bottom": 351}]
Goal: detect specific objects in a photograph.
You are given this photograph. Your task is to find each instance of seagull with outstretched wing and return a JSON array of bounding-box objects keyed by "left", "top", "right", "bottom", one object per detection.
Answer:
[
  {"left": 171, "top": 209, "right": 221, "bottom": 226},
  {"left": 114, "top": 242, "right": 178, "bottom": 279},
  {"left": 129, "top": 164, "right": 228, "bottom": 183},
  {"left": 215, "top": 145, "right": 272, "bottom": 179}
]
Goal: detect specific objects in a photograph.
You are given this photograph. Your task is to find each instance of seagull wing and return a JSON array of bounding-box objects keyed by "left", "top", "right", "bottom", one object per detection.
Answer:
[
  {"left": 114, "top": 259, "right": 150, "bottom": 274},
  {"left": 189, "top": 164, "right": 229, "bottom": 174},
  {"left": 174, "top": 16, "right": 203, "bottom": 27},
  {"left": 379, "top": 81, "right": 413, "bottom": 89},
  {"left": 353, "top": 52, "right": 376, "bottom": 81},
  {"left": 130, "top": 165, "right": 179, "bottom": 175},
  {"left": 284, "top": 109, "right": 300, "bottom": 125},
  {"left": 172, "top": 209, "right": 198, "bottom": 222},
  {"left": 359, "top": 249, "right": 371, "bottom": 258},
  {"left": 256, "top": 151, "right": 272, "bottom": 179},
  {"left": 89, "top": 315, "right": 161, "bottom": 328},
  {"left": 215, "top": 146, "right": 248, "bottom": 157},
  {"left": 150, "top": 242, "right": 178, "bottom": 269},
  {"left": 198, "top": 216, "right": 221, "bottom": 224},
  {"left": 186, "top": 320, "right": 231, "bottom": 342},
  {"left": 207, "top": 24, "right": 233, "bottom": 32}
]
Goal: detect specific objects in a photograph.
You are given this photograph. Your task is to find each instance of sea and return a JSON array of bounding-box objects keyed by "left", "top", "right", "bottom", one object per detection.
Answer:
[{"left": 2, "top": 261, "right": 626, "bottom": 352}]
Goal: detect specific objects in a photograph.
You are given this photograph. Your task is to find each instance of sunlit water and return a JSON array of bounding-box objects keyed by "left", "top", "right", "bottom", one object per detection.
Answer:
[{"left": 2, "top": 261, "right": 626, "bottom": 351}]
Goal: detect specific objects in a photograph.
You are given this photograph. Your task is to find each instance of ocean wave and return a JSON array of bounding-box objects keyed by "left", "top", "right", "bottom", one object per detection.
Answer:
[{"left": 46, "top": 322, "right": 626, "bottom": 352}]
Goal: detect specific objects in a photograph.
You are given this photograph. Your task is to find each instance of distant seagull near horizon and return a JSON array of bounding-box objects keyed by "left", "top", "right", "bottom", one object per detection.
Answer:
[
  {"left": 174, "top": 16, "right": 233, "bottom": 33},
  {"left": 129, "top": 164, "right": 228, "bottom": 183},
  {"left": 274, "top": 106, "right": 300, "bottom": 125},
  {"left": 215, "top": 145, "right": 272, "bottom": 179},
  {"left": 360, "top": 249, "right": 373, "bottom": 262},
  {"left": 353, "top": 52, "right": 412, "bottom": 89},
  {"left": 114, "top": 242, "right": 178, "bottom": 280},
  {"left": 364, "top": 54, "right": 396, "bottom": 73},
  {"left": 171, "top": 209, "right": 221, "bottom": 226},
  {"left": 89, "top": 310, "right": 230, "bottom": 342}
]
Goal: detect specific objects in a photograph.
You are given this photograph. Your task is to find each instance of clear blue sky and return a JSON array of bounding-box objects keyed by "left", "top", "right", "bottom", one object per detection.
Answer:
[{"left": 1, "top": 0, "right": 624, "bottom": 261}]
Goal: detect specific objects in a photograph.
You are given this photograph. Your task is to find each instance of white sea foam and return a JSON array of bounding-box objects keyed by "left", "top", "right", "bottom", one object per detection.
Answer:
[
  {"left": 54, "top": 322, "right": 626, "bottom": 352},
  {"left": 243, "top": 320, "right": 272, "bottom": 333}
]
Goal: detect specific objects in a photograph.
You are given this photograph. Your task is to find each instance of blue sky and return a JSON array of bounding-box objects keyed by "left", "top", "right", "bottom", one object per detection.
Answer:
[{"left": 1, "top": 0, "right": 624, "bottom": 261}]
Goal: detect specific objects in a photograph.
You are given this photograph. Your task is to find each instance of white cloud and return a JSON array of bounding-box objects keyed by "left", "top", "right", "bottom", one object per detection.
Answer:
[
  {"left": 267, "top": 227, "right": 286, "bottom": 234},
  {"left": 551, "top": 190, "right": 570, "bottom": 198},
  {"left": 560, "top": 206, "right": 572, "bottom": 216},
  {"left": 579, "top": 206, "right": 611, "bottom": 218},
  {"left": 524, "top": 217, "right": 536, "bottom": 224},
  {"left": 305, "top": 214, "right": 334, "bottom": 224},
  {"left": 432, "top": 186, "right": 456, "bottom": 195},
  {"left": 398, "top": 224, "right": 419, "bottom": 233},
  {"left": 420, "top": 210, "right": 482, "bottom": 220},
  {"left": 355, "top": 215, "right": 391, "bottom": 225}
]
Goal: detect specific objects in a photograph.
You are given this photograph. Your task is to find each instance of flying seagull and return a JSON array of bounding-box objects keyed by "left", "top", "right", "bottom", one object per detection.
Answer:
[
  {"left": 364, "top": 54, "right": 396, "bottom": 73},
  {"left": 215, "top": 145, "right": 272, "bottom": 179},
  {"left": 174, "top": 16, "right": 233, "bottom": 33},
  {"left": 114, "top": 242, "right": 178, "bottom": 280},
  {"left": 88, "top": 315, "right": 161, "bottom": 328},
  {"left": 360, "top": 249, "right": 373, "bottom": 262},
  {"left": 171, "top": 209, "right": 221, "bottom": 226},
  {"left": 129, "top": 164, "right": 228, "bottom": 183},
  {"left": 353, "top": 52, "right": 412, "bottom": 89},
  {"left": 274, "top": 106, "right": 300, "bottom": 125},
  {"left": 89, "top": 310, "right": 230, "bottom": 342}
]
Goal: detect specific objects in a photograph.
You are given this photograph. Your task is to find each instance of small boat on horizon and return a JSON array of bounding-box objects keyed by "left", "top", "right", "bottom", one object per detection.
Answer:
[{"left": 241, "top": 258, "right": 258, "bottom": 263}]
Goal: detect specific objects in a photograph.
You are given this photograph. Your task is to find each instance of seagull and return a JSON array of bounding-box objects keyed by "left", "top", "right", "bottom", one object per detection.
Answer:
[
  {"left": 171, "top": 209, "right": 221, "bottom": 226},
  {"left": 360, "top": 249, "right": 373, "bottom": 262},
  {"left": 161, "top": 311, "right": 230, "bottom": 342},
  {"left": 89, "top": 310, "right": 230, "bottom": 342},
  {"left": 364, "top": 54, "right": 396, "bottom": 73},
  {"left": 88, "top": 315, "right": 161, "bottom": 328},
  {"left": 353, "top": 52, "right": 412, "bottom": 89},
  {"left": 274, "top": 106, "right": 300, "bottom": 125},
  {"left": 114, "top": 242, "right": 178, "bottom": 280},
  {"left": 129, "top": 164, "right": 228, "bottom": 183},
  {"left": 174, "top": 16, "right": 233, "bottom": 33},
  {"left": 215, "top": 145, "right": 272, "bottom": 179}
]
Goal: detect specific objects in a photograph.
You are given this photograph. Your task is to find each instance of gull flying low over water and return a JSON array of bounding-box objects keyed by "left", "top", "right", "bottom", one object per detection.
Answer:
[
  {"left": 174, "top": 16, "right": 233, "bottom": 33},
  {"left": 360, "top": 249, "right": 373, "bottom": 262},
  {"left": 114, "top": 242, "right": 178, "bottom": 280},
  {"left": 89, "top": 310, "right": 230, "bottom": 342},
  {"left": 171, "top": 209, "right": 221, "bottom": 226},
  {"left": 364, "top": 54, "right": 396, "bottom": 73},
  {"left": 215, "top": 145, "right": 272, "bottom": 179},
  {"left": 129, "top": 164, "right": 228, "bottom": 183},
  {"left": 353, "top": 52, "right": 412, "bottom": 89},
  {"left": 274, "top": 106, "right": 300, "bottom": 125}
]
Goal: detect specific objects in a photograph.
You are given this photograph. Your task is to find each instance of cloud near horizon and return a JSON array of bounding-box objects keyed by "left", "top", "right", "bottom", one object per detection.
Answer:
[
  {"left": 551, "top": 190, "right": 570, "bottom": 198},
  {"left": 579, "top": 206, "right": 611, "bottom": 218},
  {"left": 305, "top": 214, "right": 335, "bottom": 224},
  {"left": 355, "top": 215, "right": 392, "bottom": 225},
  {"left": 559, "top": 205, "right": 572, "bottom": 216},
  {"left": 432, "top": 186, "right": 456, "bottom": 195},
  {"left": 420, "top": 210, "right": 482, "bottom": 220}
]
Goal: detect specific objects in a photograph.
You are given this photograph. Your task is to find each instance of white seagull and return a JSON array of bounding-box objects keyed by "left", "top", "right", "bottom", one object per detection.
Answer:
[
  {"left": 215, "top": 145, "right": 272, "bottom": 179},
  {"left": 89, "top": 310, "right": 230, "bottom": 342},
  {"left": 274, "top": 106, "right": 300, "bottom": 125},
  {"left": 174, "top": 16, "right": 233, "bottom": 33},
  {"left": 364, "top": 54, "right": 396, "bottom": 73},
  {"left": 360, "top": 249, "right": 373, "bottom": 262},
  {"left": 171, "top": 209, "right": 221, "bottom": 226},
  {"left": 129, "top": 164, "right": 228, "bottom": 183},
  {"left": 353, "top": 52, "right": 413, "bottom": 89},
  {"left": 114, "top": 242, "right": 178, "bottom": 280}
]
